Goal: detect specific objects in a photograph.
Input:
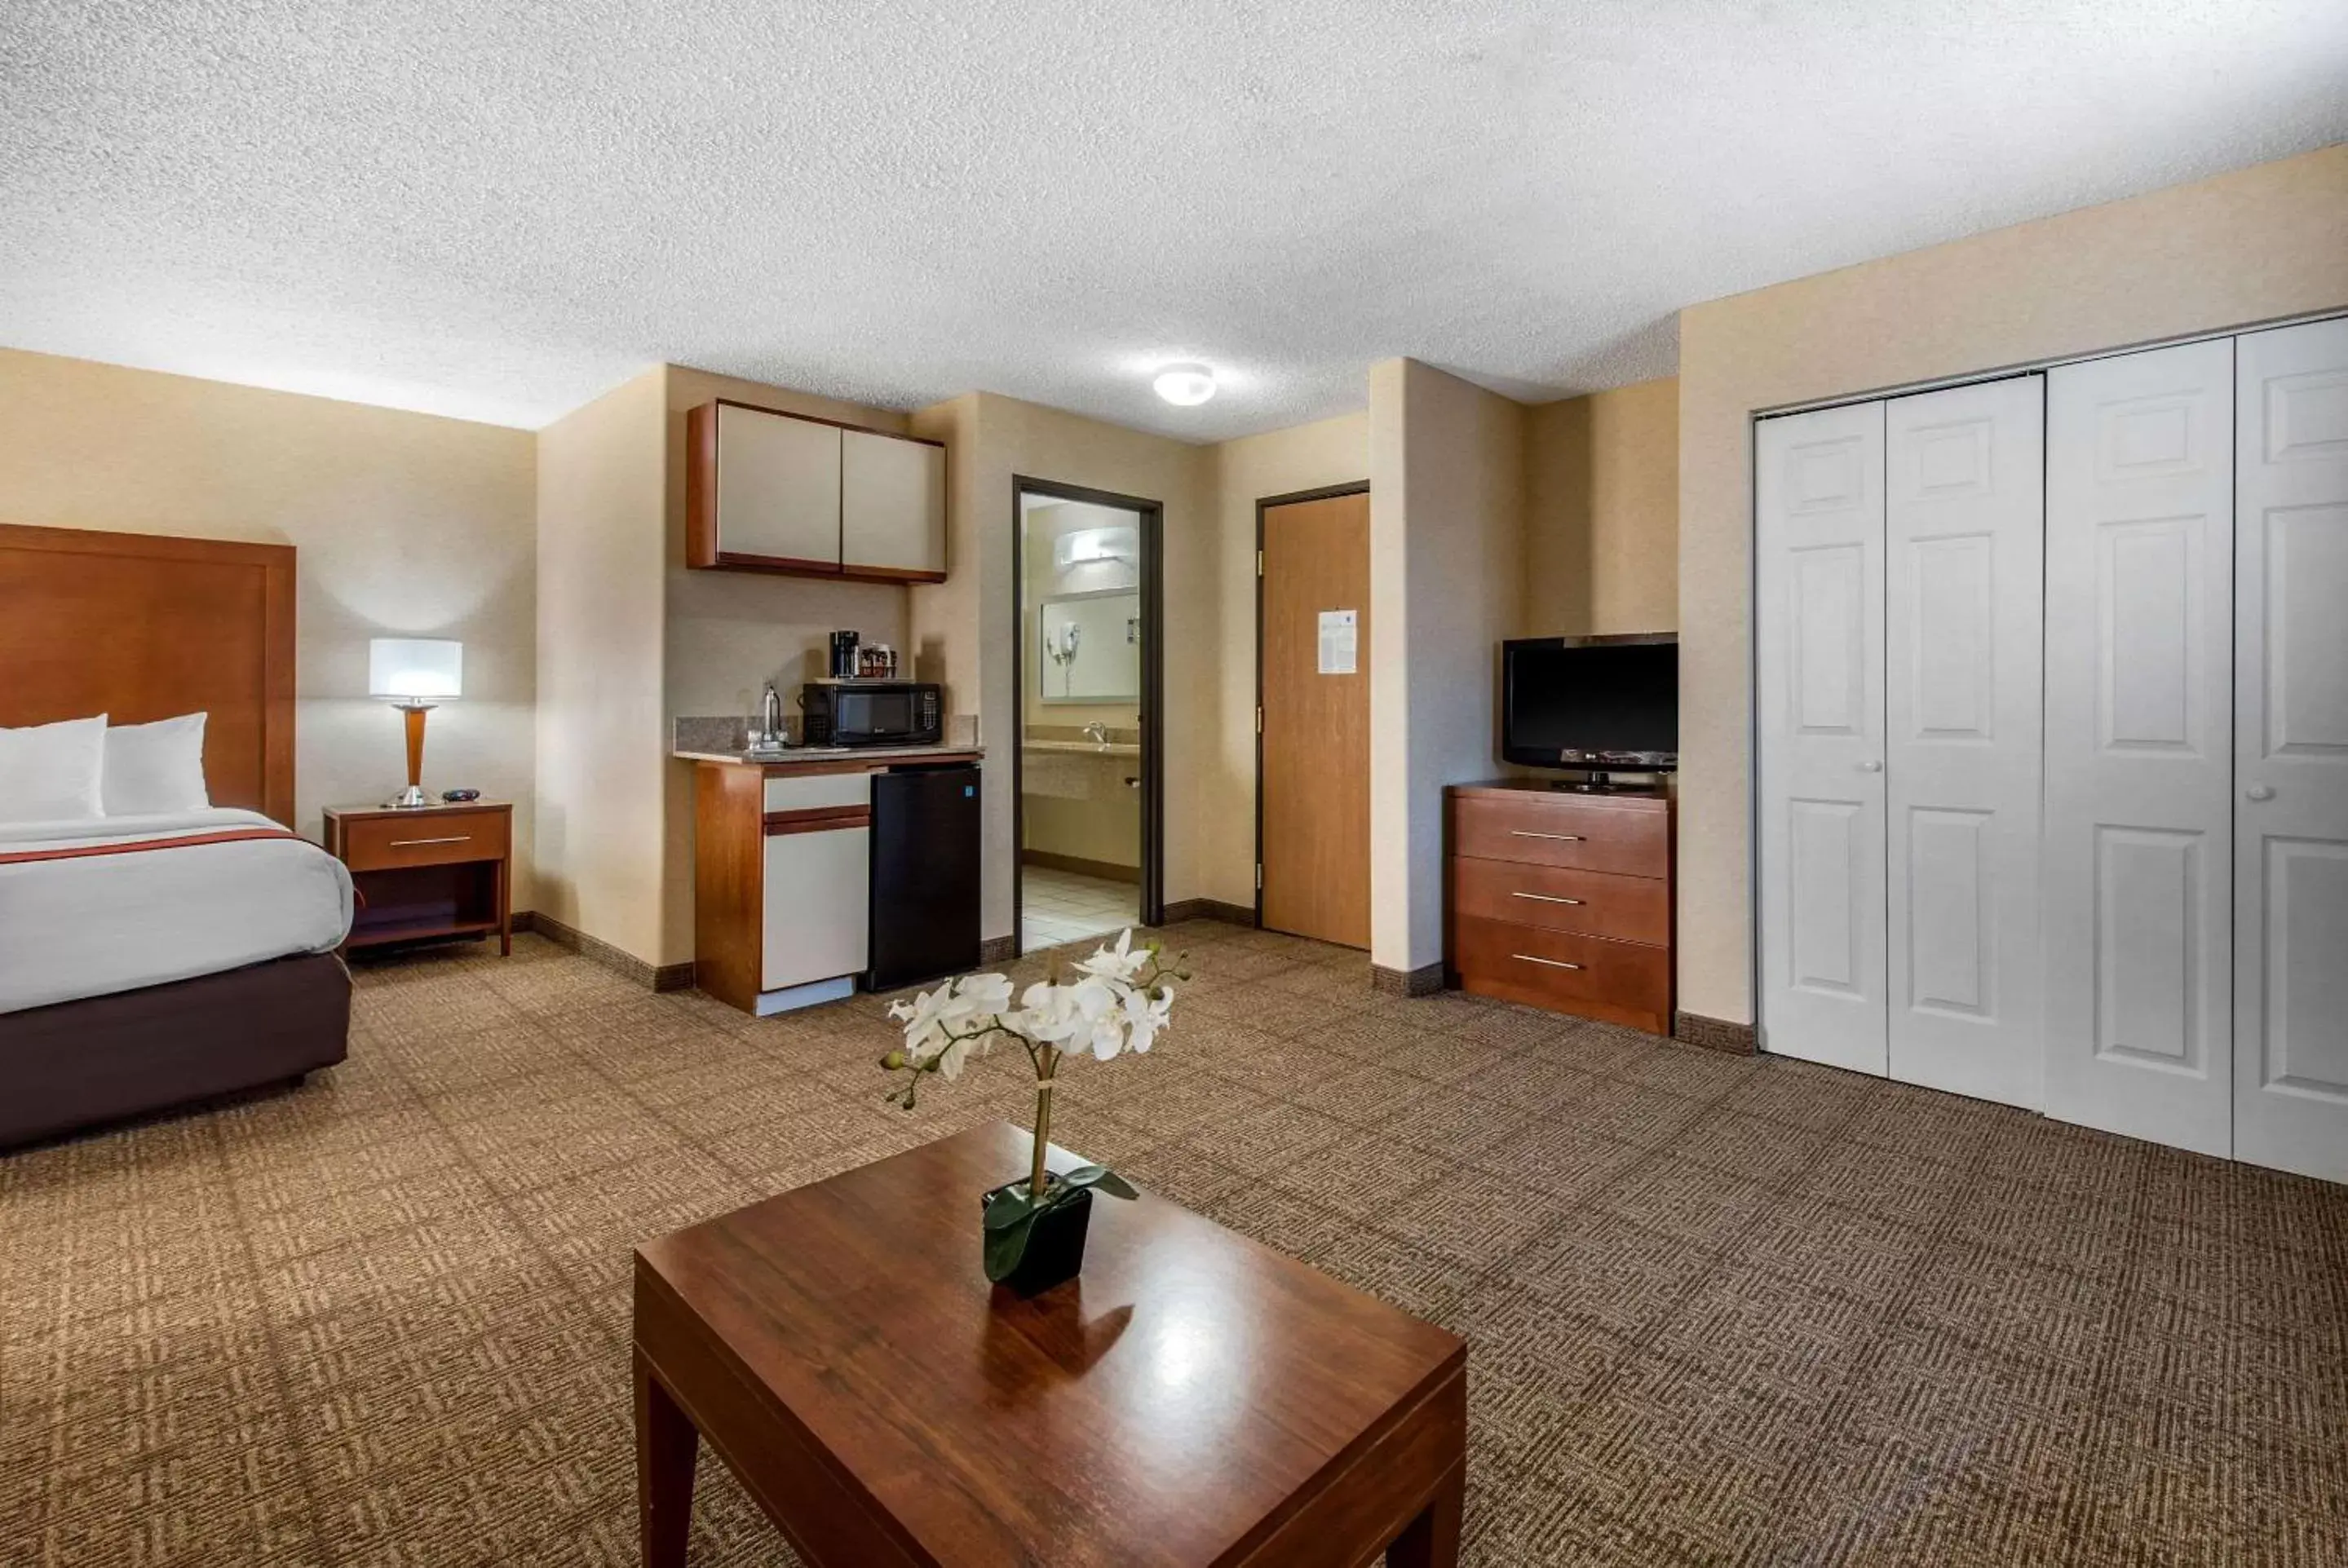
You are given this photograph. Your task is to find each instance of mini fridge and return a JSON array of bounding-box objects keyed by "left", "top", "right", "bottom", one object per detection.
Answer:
[{"left": 867, "top": 765, "right": 983, "bottom": 991}]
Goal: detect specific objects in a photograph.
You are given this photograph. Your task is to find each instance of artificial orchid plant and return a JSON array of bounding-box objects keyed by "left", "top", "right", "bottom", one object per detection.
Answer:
[{"left": 881, "top": 930, "right": 1184, "bottom": 1283}]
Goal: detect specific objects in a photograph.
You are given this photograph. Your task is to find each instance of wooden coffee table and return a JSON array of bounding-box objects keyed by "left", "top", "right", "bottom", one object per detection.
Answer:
[{"left": 632, "top": 1121, "right": 1466, "bottom": 1567}]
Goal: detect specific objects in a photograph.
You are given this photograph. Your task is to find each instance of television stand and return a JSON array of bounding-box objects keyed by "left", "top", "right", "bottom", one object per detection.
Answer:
[{"left": 1444, "top": 780, "right": 1675, "bottom": 1035}]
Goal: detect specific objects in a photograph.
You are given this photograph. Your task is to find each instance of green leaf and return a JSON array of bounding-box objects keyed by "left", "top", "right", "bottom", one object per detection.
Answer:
[
  {"left": 982, "top": 1189, "right": 1035, "bottom": 1230},
  {"left": 984, "top": 1210, "right": 1035, "bottom": 1281},
  {"left": 1057, "top": 1165, "right": 1139, "bottom": 1200}
]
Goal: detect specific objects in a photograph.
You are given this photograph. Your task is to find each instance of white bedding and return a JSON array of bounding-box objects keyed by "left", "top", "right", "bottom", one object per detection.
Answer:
[{"left": 0, "top": 808, "right": 353, "bottom": 1014}]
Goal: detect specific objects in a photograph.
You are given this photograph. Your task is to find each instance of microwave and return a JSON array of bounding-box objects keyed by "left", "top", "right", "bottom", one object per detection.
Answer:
[{"left": 799, "top": 680, "right": 943, "bottom": 748}]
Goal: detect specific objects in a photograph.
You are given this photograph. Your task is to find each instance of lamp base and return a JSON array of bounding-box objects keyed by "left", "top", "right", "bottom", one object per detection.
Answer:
[{"left": 388, "top": 784, "right": 432, "bottom": 809}]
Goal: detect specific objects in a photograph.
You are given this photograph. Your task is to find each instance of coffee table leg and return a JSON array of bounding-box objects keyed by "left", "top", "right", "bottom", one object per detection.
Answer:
[
  {"left": 1386, "top": 1461, "right": 1464, "bottom": 1568},
  {"left": 635, "top": 1349, "right": 699, "bottom": 1568}
]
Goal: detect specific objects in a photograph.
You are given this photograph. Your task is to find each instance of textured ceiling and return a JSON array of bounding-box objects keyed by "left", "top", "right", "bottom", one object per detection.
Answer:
[{"left": 4, "top": 2, "right": 2344, "bottom": 440}]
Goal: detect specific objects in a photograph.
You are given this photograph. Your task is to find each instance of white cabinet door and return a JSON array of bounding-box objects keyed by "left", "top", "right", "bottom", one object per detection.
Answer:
[
  {"left": 842, "top": 429, "right": 946, "bottom": 576},
  {"left": 717, "top": 404, "right": 842, "bottom": 568},
  {"left": 2234, "top": 317, "right": 2348, "bottom": 1184},
  {"left": 1758, "top": 402, "right": 1889, "bottom": 1076},
  {"left": 2043, "top": 339, "right": 2235, "bottom": 1156},
  {"left": 763, "top": 824, "right": 870, "bottom": 991},
  {"left": 1884, "top": 377, "right": 2045, "bottom": 1109}
]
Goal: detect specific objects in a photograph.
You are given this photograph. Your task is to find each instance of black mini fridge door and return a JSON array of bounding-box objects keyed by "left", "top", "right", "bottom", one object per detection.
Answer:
[{"left": 868, "top": 766, "right": 983, "bottom": 991}]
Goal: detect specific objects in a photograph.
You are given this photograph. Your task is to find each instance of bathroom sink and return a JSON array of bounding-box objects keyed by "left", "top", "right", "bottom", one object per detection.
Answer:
[{"left": 1022, "top": 739, "right": 1140, "bottom": 757}]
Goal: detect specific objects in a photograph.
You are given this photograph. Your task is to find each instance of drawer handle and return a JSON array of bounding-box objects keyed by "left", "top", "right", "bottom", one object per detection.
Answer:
[
  {"left": 389, "top": 835, "right": 471, "bottom": 848},
  {"left": 1510, "top": 830, "right": 1585, "bottom": 841},
  {"left": 1513, "top": 953, "right": 1585, "bottom": 971},
  {"left": 1510, "top": 891, "right": 1585, "bottom": 906}
]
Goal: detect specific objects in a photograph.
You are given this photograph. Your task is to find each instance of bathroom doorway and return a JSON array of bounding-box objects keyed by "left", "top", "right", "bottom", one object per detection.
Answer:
[{"left": 1012, "top": 477, "right": 1163, "bottom": 954}]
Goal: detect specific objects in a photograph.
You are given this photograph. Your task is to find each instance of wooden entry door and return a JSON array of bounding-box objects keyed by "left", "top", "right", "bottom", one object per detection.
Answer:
[{"left": 1260, "top": 490, "right": 1370, "bottom": 947}]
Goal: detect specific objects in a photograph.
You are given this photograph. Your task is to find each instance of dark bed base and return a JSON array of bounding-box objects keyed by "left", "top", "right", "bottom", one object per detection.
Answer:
[{"left": 0, "top": 951, "right": 352, "bottom": 1151}]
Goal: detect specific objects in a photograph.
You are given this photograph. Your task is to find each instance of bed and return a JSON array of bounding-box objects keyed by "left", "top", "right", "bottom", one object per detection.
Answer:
[{"left": 0, "top": 523, "right": 356, "bottom": 1148}]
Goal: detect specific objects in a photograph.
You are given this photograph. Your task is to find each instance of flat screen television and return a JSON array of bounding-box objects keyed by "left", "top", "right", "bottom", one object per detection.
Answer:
[{"left": 1501, "top": 634, "right": 1678, "bottom": 774}]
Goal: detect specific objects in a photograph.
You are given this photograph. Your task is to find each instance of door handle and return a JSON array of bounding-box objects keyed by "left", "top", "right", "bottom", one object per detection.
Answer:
[
  {"left": 1513, "top": 953, "right": 1585, "bottom": 971},
  {"left": 2245, "top": 784, "right": 2275, "bottom": 802},
  {"left": 1855, "top": 760, "right": 1883, "bottom": 773},
  {"left": 1510, "top": 891, "right": 1585, "bottom": 905},
  {"left": 1510, "top": 830, "right": 1585, "bottom": 841}
]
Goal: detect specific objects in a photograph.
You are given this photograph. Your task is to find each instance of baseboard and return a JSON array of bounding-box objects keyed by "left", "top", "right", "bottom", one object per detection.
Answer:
[
  {"left": 1372, "top": 961, "right": 1445, "bottom": 998},
  {"left": 1156, "top": 898, "right": 1258, "bottom": 928},
  {"left": 530, "top": 912, "right": 696, "bottom": 992},
  {"left": 1673, "top": 1011, "right": 1758, "bottom": 1055},
  {"left": 1020, "top": 850, "right": 1141, "bottom": 885},
  {"left": 510, "top": 910, "right": 537, "bottom": 934},
  {"left": 979, "top": 934, "right": 1019, "bottom": 965}
]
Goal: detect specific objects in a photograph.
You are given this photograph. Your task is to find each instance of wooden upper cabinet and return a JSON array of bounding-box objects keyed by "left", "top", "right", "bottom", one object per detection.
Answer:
[
  {"left": 687, "top": 400, "right": 948, "bottom": 583},
  {"left": 842, "top": 428, "right": 946, "bottom": 578}
]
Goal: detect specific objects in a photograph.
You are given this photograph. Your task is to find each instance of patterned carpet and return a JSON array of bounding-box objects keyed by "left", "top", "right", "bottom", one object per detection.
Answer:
[{"left": 3, "top": 923, "right": 2345, "bottom": 1566}]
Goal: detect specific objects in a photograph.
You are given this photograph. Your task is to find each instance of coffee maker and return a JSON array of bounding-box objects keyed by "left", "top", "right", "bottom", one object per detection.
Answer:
[{"left": 828, "top": 629, "right": 860, "bottom": 680}]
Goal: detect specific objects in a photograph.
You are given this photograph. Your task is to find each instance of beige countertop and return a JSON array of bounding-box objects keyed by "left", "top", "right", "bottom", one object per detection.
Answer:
[
  {"left": 674, "top": 745, "right": 985, "bottom": 767},
  {"left": 1020, "top": 739, "right": 1142, "bottom": 757}
]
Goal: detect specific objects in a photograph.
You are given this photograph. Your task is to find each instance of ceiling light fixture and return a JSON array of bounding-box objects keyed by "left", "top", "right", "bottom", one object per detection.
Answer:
[{"left": 1151, "top": 363, "right": 1218, "bottom": 406}]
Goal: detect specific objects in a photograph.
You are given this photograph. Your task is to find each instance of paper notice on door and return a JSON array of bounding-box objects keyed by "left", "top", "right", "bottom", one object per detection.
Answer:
[{"left": 1317, "top": 609, "right": 1358, "bottom": 674}]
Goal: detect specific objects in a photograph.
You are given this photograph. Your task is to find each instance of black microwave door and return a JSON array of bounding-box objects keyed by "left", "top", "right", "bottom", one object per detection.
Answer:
[{"left": 838, "top": 689, "right": 918, "bottom": 741}]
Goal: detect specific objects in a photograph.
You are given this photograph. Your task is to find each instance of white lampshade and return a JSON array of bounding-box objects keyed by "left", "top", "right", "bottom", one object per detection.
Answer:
[{"left": 369, "top": 638, "right": 462, "bottom": 701}]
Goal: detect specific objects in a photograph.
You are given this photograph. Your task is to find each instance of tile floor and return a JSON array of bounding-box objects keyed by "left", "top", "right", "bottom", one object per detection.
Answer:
[{"left": 1020, "top": 863, "right": 1139, "bottom": 952}]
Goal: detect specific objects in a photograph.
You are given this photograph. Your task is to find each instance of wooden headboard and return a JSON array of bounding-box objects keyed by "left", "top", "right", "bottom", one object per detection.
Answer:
[{"left": 0, "top": 523, "right": 297, "bottom": 824}]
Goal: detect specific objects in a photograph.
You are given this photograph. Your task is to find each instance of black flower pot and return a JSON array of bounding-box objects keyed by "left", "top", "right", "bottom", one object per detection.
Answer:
[{"left": 980, "top": 1180, "right": 1092, "bottom": 1296}]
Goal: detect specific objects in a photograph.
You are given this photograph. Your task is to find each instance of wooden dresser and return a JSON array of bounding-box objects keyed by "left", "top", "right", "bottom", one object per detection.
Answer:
[{"left": 1444, "top": 781, "right": 1674, "bottom": 1034}]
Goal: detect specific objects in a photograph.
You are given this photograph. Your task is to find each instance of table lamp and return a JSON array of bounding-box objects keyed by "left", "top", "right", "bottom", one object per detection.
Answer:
[{"left": 368, "top": 638, "right": 462, "bottom": 807}]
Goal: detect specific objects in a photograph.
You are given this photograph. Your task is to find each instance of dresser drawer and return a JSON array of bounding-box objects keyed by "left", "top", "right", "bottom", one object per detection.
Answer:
[
  {"left": 1452, "top": 793, "right": 1668, "bottom": 878},
  {"left": 1451, "top": 857, "right": 1669, "bottom": 946},
  {"left": 338, "top": 810, "right": 508, "bottom": 872},
  {"left": 1452, "top": 917, "right": 1669, "bottom": 1026}
]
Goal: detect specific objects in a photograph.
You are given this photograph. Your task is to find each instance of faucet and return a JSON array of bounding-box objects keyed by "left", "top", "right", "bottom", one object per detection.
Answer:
[{"left": 1082, "top": 722, "right": 1112, "bottom": 749}]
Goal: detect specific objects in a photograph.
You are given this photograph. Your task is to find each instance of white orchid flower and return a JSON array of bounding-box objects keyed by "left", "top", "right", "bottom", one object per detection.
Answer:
[{"left": 1077, "top": 928, "right": 1154, "bottom": 983}]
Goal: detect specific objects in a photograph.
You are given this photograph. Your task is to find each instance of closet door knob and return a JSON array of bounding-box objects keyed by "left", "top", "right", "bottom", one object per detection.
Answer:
[
  {"left": 1855, "top": 760, "right": 1883, "bottom": 773},
  {"left": 2245, "top": 784, "right": 2275, "bottom": 802}
]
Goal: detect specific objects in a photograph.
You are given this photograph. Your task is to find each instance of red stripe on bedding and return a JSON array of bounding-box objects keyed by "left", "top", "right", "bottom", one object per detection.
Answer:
[{"left": 0, "top": 828, "right": 305, "bottom": 867}]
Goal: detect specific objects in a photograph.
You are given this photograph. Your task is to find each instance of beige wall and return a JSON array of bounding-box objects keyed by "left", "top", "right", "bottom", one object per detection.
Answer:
[
  {"left": 1523, "top": 376, "right": 1678, "bottom": 636},
  {"left": 1200, "top": 411, "right": 1371, "bottom": 909},
  {"left": 910, "top": 392, "right": 1213, "bottom": 942},
  {"left": 1678, "top": 142, "right": 2348, "bottom": 1026},
  {"left": 1369, "top": 359, "right": 1526, "bottom": 973},
  {"left": 0, "top": 347, "right": 539, "bottom": 901},
  {"left": 533, "top": 367, "right": 668, "bottom": 957}
]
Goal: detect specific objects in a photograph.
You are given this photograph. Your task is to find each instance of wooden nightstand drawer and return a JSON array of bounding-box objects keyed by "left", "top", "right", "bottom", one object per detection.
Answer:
[
  {"left": 336, "top": 809, "right": 508, "bottom": 872},
  {"left": 325, "top": 802, "right": 514, "bottom": 956}
]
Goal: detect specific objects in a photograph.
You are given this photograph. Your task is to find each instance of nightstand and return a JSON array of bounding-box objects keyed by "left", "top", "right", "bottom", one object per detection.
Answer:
[{"left": 323, "top": 801, "right": 512, "bottom": 956}]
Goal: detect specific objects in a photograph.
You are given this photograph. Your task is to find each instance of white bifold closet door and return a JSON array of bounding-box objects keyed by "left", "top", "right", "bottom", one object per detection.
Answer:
[
  {"left": 2043, "top": 338, "right": 2236, "bottom": 1157},
  {"left": 1757, "top": 402, "right": 1889, "bottom": 1075},
  {"left": 1758, "top": 386, "right": 2045, "bottom": 1102},
  {"left": 2233, "top": 318, "right": 2348, "bottom": 1185},
  {"left": 1883, "top": 378, "right": 2045, "bottom": 1108}
]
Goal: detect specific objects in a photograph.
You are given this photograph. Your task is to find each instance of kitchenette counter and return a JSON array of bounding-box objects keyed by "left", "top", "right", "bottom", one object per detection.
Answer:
[{"left": 674, "top": 745, "right": 984, "bottom": 769}]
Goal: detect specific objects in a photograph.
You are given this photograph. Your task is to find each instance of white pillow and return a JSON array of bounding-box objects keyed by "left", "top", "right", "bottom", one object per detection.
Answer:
[
  {"left": 0, "top": 714, "right": 109, "bottom": 824},
  {"left": 104, "top": 713, "right": 212, "bottom": 815}
]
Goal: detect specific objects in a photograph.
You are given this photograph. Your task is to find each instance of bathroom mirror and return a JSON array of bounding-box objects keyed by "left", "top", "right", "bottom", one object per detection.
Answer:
[{"left": 1038, "top": 590, "right": 1140, "bottom": 703}]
